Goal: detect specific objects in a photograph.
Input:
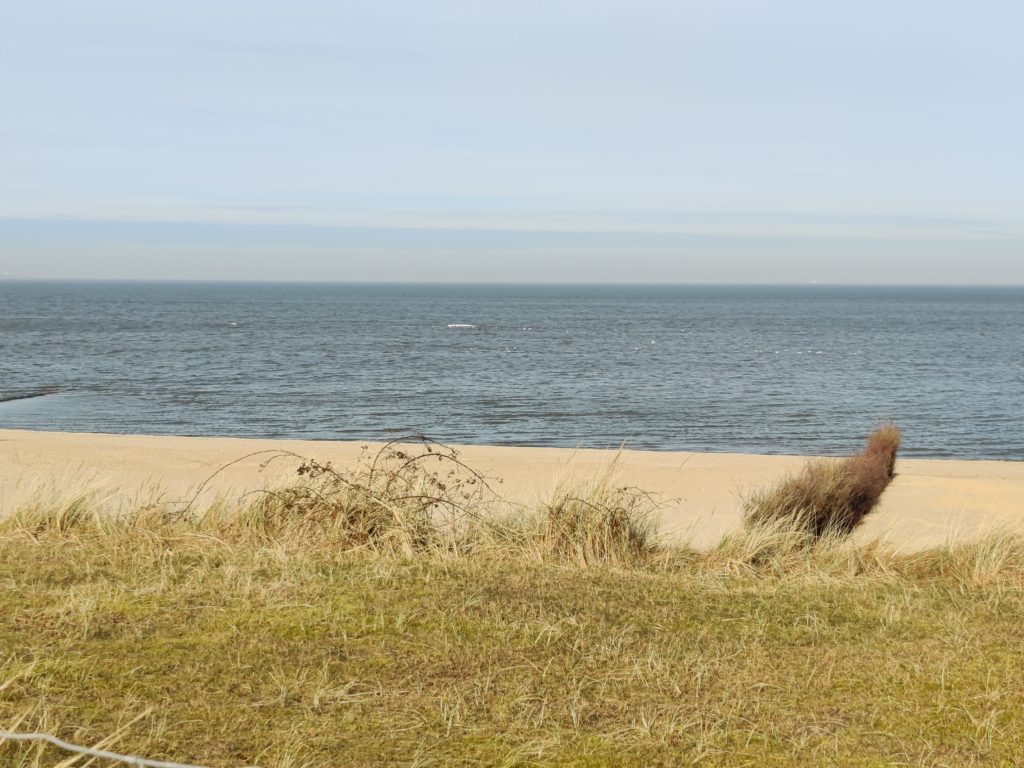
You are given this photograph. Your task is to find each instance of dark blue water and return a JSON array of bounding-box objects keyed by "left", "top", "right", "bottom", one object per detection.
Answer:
[{"left": 1, "top": 281, "right": 1021, "bottom": 459}]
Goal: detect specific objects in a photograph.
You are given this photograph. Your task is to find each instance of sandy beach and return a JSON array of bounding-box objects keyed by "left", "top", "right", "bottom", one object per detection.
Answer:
[{"left": 2, "top": 428, "right": 1021, "bottom": 550}]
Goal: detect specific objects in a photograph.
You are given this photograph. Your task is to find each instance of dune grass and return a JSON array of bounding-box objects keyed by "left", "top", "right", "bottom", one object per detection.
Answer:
[
  {"left": 3, "top": 438, "right": 1024, "bottom": 767},
  {"left": 743, "top": 424, "right": 902, "bottom": 537}
]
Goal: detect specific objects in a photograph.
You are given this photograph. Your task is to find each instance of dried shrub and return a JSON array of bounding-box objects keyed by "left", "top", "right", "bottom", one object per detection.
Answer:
[
  {"left": 230, "top": 437, "right": 502, "bottom": 555},
  {"left": 744, "top": 424, "right": 901, "bottom": 537}
]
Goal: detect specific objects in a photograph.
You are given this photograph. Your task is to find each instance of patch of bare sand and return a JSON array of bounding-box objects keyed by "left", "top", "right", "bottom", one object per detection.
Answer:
[{"left": 1, "top": 429, "right": 1020, "bottom": 550}]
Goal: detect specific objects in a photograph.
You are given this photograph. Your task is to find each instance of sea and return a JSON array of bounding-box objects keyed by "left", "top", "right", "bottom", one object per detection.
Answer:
[{"left": 1, "top": 281, "right": 1021, "bottom": 460}]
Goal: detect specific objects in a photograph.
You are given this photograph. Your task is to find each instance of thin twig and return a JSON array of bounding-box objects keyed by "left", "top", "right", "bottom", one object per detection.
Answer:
[{"left": 0, "top": 729, "right": 209, "bottom": 768}]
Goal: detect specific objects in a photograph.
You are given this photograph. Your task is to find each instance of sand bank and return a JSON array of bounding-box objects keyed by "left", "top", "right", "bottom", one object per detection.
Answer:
[{"left": 1, "top": 429, "right": 1021, "bottom": 550}]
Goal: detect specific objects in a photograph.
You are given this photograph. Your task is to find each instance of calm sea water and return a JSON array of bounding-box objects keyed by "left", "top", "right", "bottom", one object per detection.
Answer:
[{"left": 1, "top": 281, "right": 1021, "bottom": 459}]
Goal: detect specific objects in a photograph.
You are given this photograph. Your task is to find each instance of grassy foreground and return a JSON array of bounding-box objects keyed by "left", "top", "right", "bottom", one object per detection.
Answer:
[{"left": 3, "top": 445, "right": 1024, "bottom": 766}]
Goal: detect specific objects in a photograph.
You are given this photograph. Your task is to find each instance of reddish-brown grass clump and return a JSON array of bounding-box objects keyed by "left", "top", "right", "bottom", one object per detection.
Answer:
[{"left": 744, "top": 424, "right": 901, "bottom": 537}]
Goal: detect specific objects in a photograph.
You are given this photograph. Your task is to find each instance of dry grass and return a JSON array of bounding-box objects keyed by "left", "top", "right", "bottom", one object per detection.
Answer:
[
  {"left": 743, "top": 424, "right": 902, "bottom": 537},
  {"left": 540, "top": 462, "right": 659, "bottom": 568},
  {"left": 7, "top": 441, "right": 659, "bottom": 571},
  {"left": 3, "top": 437, "right": 1024, "bottom": 767},
  {"left": 210, "top": 439, "right": 504, "bottom": 557}
]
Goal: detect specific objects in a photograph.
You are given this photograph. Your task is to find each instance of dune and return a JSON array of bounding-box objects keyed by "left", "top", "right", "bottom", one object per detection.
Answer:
[{"left": 1, "top": 428, "right": 1021, "bottom": 551}]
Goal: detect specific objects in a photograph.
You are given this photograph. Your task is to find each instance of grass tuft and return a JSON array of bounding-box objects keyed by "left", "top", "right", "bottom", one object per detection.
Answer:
[
  {"left": 541, "top": 464, "right": 659, "bottom": 567},
  {"left": 10, "top": 486, "right": 109, "bottom": 536},
  {"left": 743, "top": 423, "right": 901, "bottom": 537}
]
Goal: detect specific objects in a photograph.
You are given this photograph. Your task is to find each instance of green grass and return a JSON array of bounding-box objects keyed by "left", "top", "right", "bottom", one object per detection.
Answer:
[
  {"left": 3, "top": 440, "right": 1024, "bottom": 767},
  {"left": 4, "top": 525, "right": 1024, "bottom": 766}
]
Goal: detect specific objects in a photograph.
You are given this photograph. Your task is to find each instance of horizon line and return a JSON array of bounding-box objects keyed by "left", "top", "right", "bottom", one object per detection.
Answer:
[{"left": 2, "top": 277, "right": 1023, "bottom": 289}]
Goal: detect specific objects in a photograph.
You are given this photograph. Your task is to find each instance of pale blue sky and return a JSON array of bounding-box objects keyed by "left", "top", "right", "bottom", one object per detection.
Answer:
[{"left": 2, "top": 1, "right": 1022, "bottom": 282}]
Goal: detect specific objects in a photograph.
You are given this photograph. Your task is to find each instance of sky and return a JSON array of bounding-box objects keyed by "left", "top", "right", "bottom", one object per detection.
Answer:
[{"left": 1, "top": 1, "right": 1022, "bottom": 283}]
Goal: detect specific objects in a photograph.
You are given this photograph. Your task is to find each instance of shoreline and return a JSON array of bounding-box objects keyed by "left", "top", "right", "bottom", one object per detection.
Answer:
[{"left": 2, "top": 428, "right": 1022, "bottom": 550}]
